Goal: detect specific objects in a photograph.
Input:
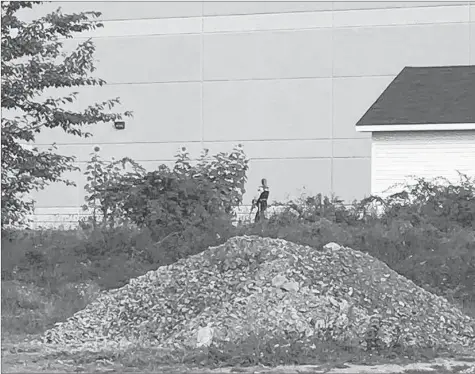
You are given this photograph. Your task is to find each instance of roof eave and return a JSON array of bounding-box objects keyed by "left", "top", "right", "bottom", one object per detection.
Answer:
[{"left": 356, "top": 123, "right": 475, "bottom": 132}]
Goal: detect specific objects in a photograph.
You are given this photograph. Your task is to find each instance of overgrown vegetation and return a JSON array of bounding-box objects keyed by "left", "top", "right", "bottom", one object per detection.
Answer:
[{"left": 2, "top": 147, "right": 474, "bottom": 358}]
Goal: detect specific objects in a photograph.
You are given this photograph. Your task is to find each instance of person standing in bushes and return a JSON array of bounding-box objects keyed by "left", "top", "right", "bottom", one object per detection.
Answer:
[{"left": 252, "top": 178, "right": 270, "bottom": 223}]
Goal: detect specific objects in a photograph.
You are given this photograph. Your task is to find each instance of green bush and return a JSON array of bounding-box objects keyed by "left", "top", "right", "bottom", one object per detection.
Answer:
[
  {"left": 365, "top": 173, "right": 475, "bottom": 231},
  {"left": 82, "top": 145, "right": 248, "bottom": 241},
  {"left": 82, "top": 148, "right": 146, "bottom": 229}
]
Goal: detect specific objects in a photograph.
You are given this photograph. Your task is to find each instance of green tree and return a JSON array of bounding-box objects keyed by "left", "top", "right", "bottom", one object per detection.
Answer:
[{"left": 1, "top": 1, "right": 131, "bottom": 226}]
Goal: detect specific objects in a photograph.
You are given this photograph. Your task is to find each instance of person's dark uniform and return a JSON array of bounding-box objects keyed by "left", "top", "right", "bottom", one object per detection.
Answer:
[{"left": 252, "top": 179, "right": 270, "bottom": 223}]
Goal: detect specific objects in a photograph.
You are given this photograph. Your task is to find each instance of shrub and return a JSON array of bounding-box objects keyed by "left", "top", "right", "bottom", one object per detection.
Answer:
[
  {"left": 83, "top": 145, "right": 248, "bottom": 242},
  {"left": 82, "top": 147, "right": 146, "bottom": 229},
  {"left": 271, "top": 193, "right": 361, "bottom": 226},
  {"left": 371, "top": 173, "right": 475, "bottom": 231},
  {"left": 122, "top": 145, "right": 248, "bottom": 238}
]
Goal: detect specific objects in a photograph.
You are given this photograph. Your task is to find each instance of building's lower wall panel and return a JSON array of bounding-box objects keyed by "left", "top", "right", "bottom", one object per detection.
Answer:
[{"left": 332, "top": 158, "right": 371, "bottom": 203}]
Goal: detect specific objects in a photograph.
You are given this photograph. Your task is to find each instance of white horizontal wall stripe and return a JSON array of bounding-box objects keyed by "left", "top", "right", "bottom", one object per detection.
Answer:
[
  {"left": 203, "top": 10, "right": 332, "bottom": 33},
  {"left": 34, "top": 207, "right": 81, "bottom": 215},
  {"left": 66, "top": 4, "right": 471, "bottom": 39},
  {"left": 72, "top": 17, "right": 202, "bottom": 39},
  {"left": 333, "top": 5, "right": 470, "bottom": 28}
]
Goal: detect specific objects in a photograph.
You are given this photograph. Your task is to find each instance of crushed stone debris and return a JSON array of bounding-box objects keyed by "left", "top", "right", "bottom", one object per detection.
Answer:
[{"left": 41, "top": 235, "right": 475, "bottom": 353}]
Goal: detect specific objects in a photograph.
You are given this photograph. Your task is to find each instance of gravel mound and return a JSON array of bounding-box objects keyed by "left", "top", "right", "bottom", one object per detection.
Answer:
[{"left": 42, "top": 236, "right": 475, "bottom": 353}]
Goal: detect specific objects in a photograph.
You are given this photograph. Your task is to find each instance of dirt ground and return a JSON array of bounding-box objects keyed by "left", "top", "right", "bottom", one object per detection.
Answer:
[{"left": 2, "top": 335, "right": 475, "bottom": 374}]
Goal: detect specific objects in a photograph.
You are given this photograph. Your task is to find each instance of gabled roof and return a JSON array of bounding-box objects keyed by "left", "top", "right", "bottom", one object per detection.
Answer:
[{"left": 356, "top": 65, "right": 475, "bottom": 132}]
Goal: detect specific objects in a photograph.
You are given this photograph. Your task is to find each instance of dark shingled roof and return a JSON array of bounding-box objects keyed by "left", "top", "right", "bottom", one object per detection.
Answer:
[{"left": 356, "top": 65, "right": 475, "bottom": 127}]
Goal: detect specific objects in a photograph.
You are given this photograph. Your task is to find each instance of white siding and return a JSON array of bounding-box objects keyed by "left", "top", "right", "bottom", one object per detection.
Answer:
[{"left": 371, "top": 130, "right": 475, "bottom": 196}]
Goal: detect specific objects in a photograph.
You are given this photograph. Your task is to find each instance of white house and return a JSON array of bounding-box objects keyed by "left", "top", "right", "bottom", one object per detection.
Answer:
[{"left": 356, "top": 65, "right": 475, "bottom": 197}]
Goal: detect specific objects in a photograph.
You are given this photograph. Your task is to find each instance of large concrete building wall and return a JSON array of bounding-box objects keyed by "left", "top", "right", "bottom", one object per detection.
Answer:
[{"left": 15, "top": 1, "right": 475, "bottom": 226}]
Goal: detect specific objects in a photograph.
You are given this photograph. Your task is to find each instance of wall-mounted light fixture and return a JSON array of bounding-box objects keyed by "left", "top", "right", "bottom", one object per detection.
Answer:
[{"left": 114, "top": 121, "right": 125, "bottom": 130}]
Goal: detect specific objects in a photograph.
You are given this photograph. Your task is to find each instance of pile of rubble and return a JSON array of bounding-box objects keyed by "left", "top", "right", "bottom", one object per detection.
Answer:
[{"left": 42, "top": 236, "right": 475, "bottom": 354}]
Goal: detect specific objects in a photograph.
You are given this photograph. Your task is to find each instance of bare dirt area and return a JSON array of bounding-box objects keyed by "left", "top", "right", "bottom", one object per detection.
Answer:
[
  {"left": 2, "top": 335, "right": 475, "bottom": 374},
  {"left": 1, "top": 336, "right": 186, "bottom": 373}
]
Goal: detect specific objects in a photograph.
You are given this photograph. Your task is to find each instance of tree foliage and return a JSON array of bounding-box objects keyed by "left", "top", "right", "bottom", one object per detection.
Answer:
[{"left": 1, "top": 1, "right": 131, "bottom": 226}]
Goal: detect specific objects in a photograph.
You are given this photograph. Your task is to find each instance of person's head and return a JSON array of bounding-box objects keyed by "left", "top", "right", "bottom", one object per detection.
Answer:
[{"left": 261, "top": 178, "right": 267, "bottom": 187}]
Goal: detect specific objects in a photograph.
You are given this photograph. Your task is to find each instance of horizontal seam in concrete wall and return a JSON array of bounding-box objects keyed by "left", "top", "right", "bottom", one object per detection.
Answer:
[
  {"left": 71, "top": 20, "right": 470, "bottom": 40},
  {"left": 205, "top": 7, "right": 468, "bottom": 33},
  {"left": 68, "top": 156, "right": 370, "bottom": 164},
  {"left": 82, "top": 73, "right": 396, "bottom": 86},
  {"left": 202, "top": 4, "right": 471, "bottom": 18},
  {"left": 68, "top": 5, "right": 470, "bottom": 40},
  {"left": 251, "top": 156, "right": 370, "bottom": 160},
  {"left": 62, "top": 33, "right": 198, "bottom": 42},
  {"left": 30, "top": 137, "right": 370, "bottom": 146},
  {"left": 332, "top": 3, "right": 470, "bottom": 11},
  {"left": 79, "top": 4, "right": 469, "bottom": 20},
  {"left": 59, "top": 3, "right": 469, "bottom": 23},
  {"left": 96, "top": 15, "right": 203, "bottom": 22},
  {"left": 205, "top": 21, "right": 472, "bottom": 33},
  {"left": 203, "top": 11, "right": 332, "bottom": 32},
  {"left": 206, "top": 4, "right": 470, "bottom": 17}
]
